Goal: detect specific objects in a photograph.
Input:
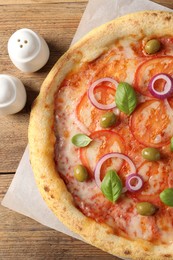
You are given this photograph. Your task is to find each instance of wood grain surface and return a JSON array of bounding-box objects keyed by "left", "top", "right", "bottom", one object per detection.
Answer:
[{"left": 0, "top": 0, "right": 173, "bottom": 259}]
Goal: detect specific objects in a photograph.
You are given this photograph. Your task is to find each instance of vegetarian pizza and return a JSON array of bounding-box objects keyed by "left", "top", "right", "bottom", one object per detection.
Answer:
[{"left": 29, "top": 11, "right": 173, "bottom": 260}]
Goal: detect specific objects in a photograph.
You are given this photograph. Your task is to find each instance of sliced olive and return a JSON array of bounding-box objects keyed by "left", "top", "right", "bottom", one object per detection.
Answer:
[
  {"left": 136, "top": 202, "right": 157, "bottom": 216},
  {"left": 74, "top": 165, "right": 88, "bottom": 182},
  {"left": 142, "top": 147, "right": 160, "bottom": 161},
  {"left": 100, "top": 112, "right": 117, "bottom": 128},
  {"left": 144, "top": 39, "right": 161, "bottom": 54}
]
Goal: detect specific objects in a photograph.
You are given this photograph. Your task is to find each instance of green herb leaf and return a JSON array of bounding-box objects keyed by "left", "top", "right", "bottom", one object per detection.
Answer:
[
  {"left": 71, "top": 134, "right": 92, "bottom": 147},
  {"left": 101, "top": 170, "right": 122, "bottom": 202},
  {"left": 170, "top": 137, "right": 173, "bottom": 152},
  {"left": 115, "top": 82, "right": 137, "bottom": 115},
  {"left": 160, "top": 188, "right": 173, "bottom": 207}
]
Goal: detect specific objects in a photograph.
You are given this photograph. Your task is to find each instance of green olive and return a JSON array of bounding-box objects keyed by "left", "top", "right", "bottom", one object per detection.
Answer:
[
  {"left": 136, "top": 202, "right": 157, "bottom": 216},
  {"left": 142, "top": 147, "right": 160, "bottom": 161},
  {"left": 100, "top": 112, "right": 117, "bottom": 128},
  {"left": 144, "top": 39, "right": 161, "bottom": 54},
  {"left": 74, "top": 165, "right": 88, "bottom": 182}
]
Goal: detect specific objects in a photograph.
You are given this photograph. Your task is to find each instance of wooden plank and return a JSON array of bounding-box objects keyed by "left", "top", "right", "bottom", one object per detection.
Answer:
[
  {"left": 0, "top": 0, "right": 87, "bottom": 4},
  {"left": 0, "top": 1, "right": 86, "bottom": 172},
  {"left": 152, "top": 0, "right": 173, "bottom": 8},
  {"left": 0, "top": 174, "right": 119, "bottom": 259},
  {"left": 0, "top": 0, "right": 172, "bottom": 8}
]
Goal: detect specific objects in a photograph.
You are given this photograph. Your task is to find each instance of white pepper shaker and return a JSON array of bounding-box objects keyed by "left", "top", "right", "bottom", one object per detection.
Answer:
[
  {"left": 0, "top": 75, "right": 26, "bottom": 116},
  {"left": 8, "top": 28, "right": 50, "bottom": 73}
]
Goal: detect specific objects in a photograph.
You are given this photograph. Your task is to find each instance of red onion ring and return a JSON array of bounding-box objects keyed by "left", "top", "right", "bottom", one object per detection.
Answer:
[
  {"left": 125, "top": 173, "right": 143, "bottom": 192},
  {"left": 88, "top": 77, "right": 118, "bottom": 110},
  {"left": 94, "top": 152, "right": 136, "bottom": 188},
  {"left": 149, "top": 73, "right": 173, "bottom": 99}
]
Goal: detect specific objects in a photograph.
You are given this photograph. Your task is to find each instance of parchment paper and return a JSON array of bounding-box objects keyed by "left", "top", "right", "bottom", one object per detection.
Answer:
[{"left": 2, "top": 0, "right": 172, "bottom": 251}]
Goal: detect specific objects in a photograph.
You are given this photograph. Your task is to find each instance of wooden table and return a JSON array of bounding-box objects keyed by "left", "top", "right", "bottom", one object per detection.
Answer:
[{"left": 0, "top": 0, "right": 172, "bottom": 259}]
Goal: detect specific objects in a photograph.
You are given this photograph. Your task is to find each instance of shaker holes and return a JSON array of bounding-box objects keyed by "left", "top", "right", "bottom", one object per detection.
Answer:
[{"left": 17, "top": 39, "right": 28, "bottom": 46}]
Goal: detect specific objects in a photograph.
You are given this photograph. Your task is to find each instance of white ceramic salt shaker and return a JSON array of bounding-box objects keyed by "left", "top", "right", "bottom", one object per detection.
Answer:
[
  {"left": 8, "top": 28, "right": 50, "bottom": 73},
  {"left": 0, "top": 75, "right": 26, "bottom": 116}
]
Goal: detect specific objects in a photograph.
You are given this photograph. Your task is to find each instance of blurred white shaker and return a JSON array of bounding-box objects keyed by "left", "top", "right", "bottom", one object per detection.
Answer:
[{"left": 0, "top": 75, "right": 26, "bottom": 116}]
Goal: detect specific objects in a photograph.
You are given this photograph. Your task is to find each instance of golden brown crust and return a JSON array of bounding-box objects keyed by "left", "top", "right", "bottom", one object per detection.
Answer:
[{"left": 28, "top": 11, "right": 173, "bottom": 260}]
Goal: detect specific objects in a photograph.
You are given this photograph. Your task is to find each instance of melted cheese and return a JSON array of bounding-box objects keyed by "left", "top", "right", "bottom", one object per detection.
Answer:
[
  {"left": 138, "top": 162, "right": 167, "bottom": 195},
  {"left": 137, "top": 101, "right": 160, "bottom": 138},
  {"left": 54, "top": 36, "right": 173, "bottom": 244}
]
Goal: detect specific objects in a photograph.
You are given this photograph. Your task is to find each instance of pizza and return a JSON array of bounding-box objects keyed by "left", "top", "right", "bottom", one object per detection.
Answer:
[{"left": 29, "top": 11, "right": 173, "bottom": 260}]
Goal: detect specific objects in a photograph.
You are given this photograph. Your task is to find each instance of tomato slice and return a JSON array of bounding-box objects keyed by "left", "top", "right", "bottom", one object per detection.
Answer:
[
  {"left": 80, "top": 130, "right": 125, "bottom": 178},
  {"left": 128, "top": 161, "right": 170, "bottom": 206},
  {"left": 134, "top": 56, "right": 173, "bottom": 97},
  {"left": 130, "top": 99, "right": 173, "bottom": 148},
  {"left": 76, "top": 85, "right": 116, "bottom": 132}
]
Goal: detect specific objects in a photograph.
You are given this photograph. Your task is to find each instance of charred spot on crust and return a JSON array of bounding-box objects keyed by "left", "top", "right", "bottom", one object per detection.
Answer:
[
  {"left": 51, "top": 194, "right": 55, "bottom": 199},
  {"left": 165, "top": 16, "right": 171, "bottom": 21},
  {"left": 45, "top": 104, "right": 49, "bottom": 109},
  {"left": 107, "top": 23, "right": 114, "bottom": 31},
  {"left": 124, "top": 250, "right": 131, "bottom": 255},
  {"left": 76, "top": 225, "right": 82, "bottom": 231},
  {"left": 133, "top": 21, "right": 140, "bottom": 26},
  {"left": 44, "top": 185, "right": 50, "bottom": 192},
  {"left": 106, "top": 229, "right": 114, "bottom": 235},
  {"left": 140, "top": 29, "right": 144, "bottom": 35},
  {"left": 152, "top": 13, "right": 158, "bottom": 17},
  {"left": 163, "top": 254, "right": 172, "bottom": 258},
  {"left": 72, "top": 50, "right": 83, "bottom": 63}
]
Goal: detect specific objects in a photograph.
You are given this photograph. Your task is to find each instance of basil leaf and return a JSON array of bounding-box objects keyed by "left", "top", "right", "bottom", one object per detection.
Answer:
[
  {"left": 101, "top": 170, "right": 122, "bottom": 202},
  {"left": 170, "top": 137, "right": 173, "bottom": 152},
  {"left": 115, "top": 82, "right": 137, "bottom": 115},
  {"left": 160, "top": 188, "right": 173, "bottom": 207},
  {"left": 71, "top": 134, "right": 92, "bottom": 147}
]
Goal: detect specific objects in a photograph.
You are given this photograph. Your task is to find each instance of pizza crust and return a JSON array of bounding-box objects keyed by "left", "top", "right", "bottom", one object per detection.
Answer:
[{"left": 28, "top": 11, "right": 173, "bottom": 259}]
